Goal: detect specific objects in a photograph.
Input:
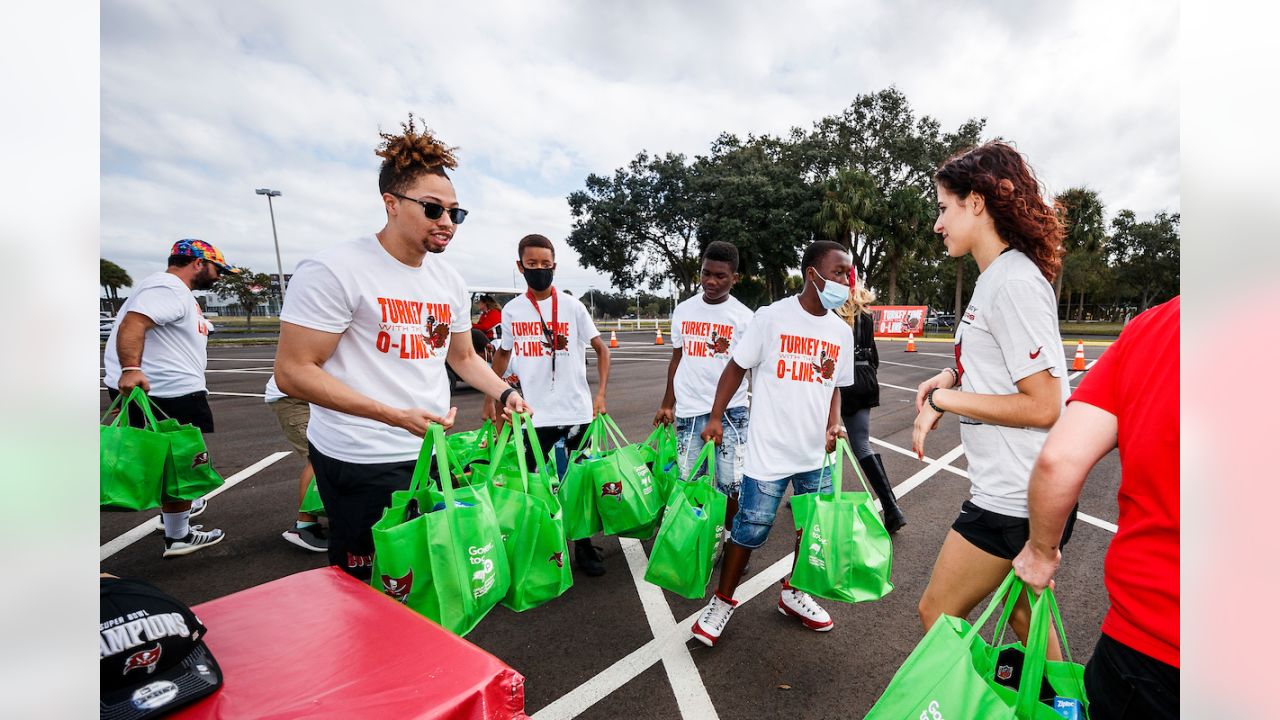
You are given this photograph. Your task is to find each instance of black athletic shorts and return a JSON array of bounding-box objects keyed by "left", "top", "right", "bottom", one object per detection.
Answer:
[
  {"left": 525, "top": 423, "right": 588, "bottom": 470},
  {"left": 308, "top": 442, "right": 416, "bottom": 581},
  {"left": 1084, "top": 633, "right": 1180, "bottom": 719},
  {"left": 951, "top": 499, "right": 1078, "bottom": 560},
  {"left": 107, "top": 389, "right": 215, "bottom": 433}
]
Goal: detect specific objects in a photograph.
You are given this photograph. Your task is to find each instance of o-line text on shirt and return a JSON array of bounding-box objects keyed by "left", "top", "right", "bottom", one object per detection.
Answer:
[
  {"left": 776, "top": 333, "right": 841, "bottom": 384},
  {"left": 680, "top": 320, "right": 734, "bottom": 358},
  {"left": 511, "top": 320, "right": 570, "bottom": 357},
  {"left": 374, "top": 296, "right": 452, "bottom": 360}
]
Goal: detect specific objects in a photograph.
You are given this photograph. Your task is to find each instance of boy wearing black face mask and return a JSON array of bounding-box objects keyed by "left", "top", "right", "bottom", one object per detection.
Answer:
[{"left": 486, "top": 234, "right": 612, "bottom": 576}]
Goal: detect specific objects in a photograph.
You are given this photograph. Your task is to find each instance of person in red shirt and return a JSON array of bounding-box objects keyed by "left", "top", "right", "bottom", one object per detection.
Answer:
[
  {"left": 473, "top": 295, "right": 502, "bottom": 339},
  {"left": 1013, "top": 296, "right": 1180, "bottom": 719}
]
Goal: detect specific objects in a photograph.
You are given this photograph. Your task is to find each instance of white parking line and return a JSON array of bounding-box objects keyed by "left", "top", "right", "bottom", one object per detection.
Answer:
[
  {"left": 533, "top": 444, "right": 967, "bottom": 719},
  {"left": 100, "top": 451, "right": 291, "bottom": 561},
  {"left": 1077, "top": 512, "right": 1118, "bottom": 533},
  {"left": 879, "top": 359, "right": 951, "bottom": 371},
  {"left": 619, "top": 539, "right": 720, "bottom": 720}
]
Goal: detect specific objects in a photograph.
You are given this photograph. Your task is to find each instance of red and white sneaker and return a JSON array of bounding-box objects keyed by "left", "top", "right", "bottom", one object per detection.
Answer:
[
  {"left": 778, "top": 580, "right": 833, "bottom": 631},
  {"left": 692, "top": 592, "right": 738, "bottom": 647}
]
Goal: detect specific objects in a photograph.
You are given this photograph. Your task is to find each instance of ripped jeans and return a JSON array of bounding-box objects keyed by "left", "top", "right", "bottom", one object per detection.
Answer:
[{"left": 673, "top": 406, "right": 749, "bottom": 496}]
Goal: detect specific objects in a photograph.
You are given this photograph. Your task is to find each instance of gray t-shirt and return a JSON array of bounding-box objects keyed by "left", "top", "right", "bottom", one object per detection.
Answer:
[{"left": 954, "top": 249, "right": 1068, "bottom": 517}]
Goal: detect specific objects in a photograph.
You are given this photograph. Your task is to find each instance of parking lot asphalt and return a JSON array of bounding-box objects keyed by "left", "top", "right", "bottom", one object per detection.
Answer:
[{"left": 100, "top": 331, "right": 1118, "bottom": 719}]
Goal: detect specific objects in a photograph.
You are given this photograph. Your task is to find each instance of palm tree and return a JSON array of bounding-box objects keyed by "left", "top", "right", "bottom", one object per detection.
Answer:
[
  {"left": 815, "top": 168, "right": 878, "bottom": 275},
  {"left": 876, "top": 186, "right": 932, "bottom": 304},
  {"left": 1055, "top": 187, "right": 1106, "bottom": 320},
  {"left": 100, "top": 259, "right": 132, "bottom": 311}
]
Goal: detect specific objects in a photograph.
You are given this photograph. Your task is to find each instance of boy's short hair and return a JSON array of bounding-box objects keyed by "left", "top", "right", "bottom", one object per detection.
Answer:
[
  {"left": 518, "top": 234, "right": 555, "bottom": 260},
  {"left": 801, "top": 240, "right": 849, "bottom": 274},
  {"left": 702, "top": 241, "right": 739, "bottom": 272}
]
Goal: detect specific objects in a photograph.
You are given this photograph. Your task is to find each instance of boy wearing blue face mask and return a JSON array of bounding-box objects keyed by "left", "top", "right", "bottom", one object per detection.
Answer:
[{"left": 692, "top": 240, "right": 857, "bottom": 647}]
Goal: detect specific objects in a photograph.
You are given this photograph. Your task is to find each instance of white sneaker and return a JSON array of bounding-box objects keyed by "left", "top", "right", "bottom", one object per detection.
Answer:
[
  {"left": 163, "top": 527, "right": 225, "bottom": 558},
  {"left": 778, "top": 580, "right": 833, "bottom": 631},
  {"left": 692, "top": 593, "right": 738, "bottom": 647}
]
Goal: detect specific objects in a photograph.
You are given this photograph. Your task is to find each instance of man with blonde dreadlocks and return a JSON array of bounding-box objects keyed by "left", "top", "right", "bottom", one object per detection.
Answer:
[{"left": 275, "top": 115, "right": 530, "bottom": 579}]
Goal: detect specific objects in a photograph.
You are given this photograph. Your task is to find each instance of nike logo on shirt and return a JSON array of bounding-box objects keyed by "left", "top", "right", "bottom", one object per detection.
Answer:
[{"left": 1029, "top": 346, "right": 1043, "bottom": 359}]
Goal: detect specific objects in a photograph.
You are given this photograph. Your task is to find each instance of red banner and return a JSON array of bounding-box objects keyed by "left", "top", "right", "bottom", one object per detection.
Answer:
[{"left": 870, "top": 305, "right": 927, "bottom": 337}]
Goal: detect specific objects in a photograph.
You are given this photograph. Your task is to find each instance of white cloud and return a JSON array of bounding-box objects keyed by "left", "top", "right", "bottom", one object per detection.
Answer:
[{"left": 102, "top": 0, "right": 1178, "bottom": 295}]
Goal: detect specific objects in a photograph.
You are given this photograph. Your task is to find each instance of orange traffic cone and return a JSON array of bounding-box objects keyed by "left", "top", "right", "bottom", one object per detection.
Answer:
[
  {"left": 655, "top": 327, "right": 665, "bottom": 345},
  {"left": 609, "top": 330, "right": 619, "bottom": 349},
  {"left": 905, "top": 332, "right": 917, "bottom": 352},
  {"left": 1071, "top": 340, "right": 1087, "bottom": 371}
]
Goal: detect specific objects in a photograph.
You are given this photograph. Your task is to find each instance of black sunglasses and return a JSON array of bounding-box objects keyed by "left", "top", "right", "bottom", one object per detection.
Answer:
[{"left": 391, "top": 193, "right": 468, "bottom": 224}]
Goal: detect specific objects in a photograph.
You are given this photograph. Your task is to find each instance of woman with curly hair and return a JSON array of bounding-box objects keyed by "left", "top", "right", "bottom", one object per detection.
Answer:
[
  {"left": 835, "top": 274, "right": 906, "bottom": 533},
  {"left": 911, "top": 141, "right": 1077, "bottom": 654}
]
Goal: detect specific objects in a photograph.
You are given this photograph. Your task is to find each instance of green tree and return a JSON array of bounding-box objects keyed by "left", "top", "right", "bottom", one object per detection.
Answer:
[
  {"left": 815, "top": 167, "right": 878, "bottom": 264},
  {"left": 212, "top": 268, "right": 273, "bottom": 328},
  {"left": 100, "top": 259, "right": 132, "bottom": 310},
  {"left": 567, "top": 151, "right": 703, "bottom": 297},
  {"left": 1054, "top": 187, "right": 1108, "bottom": 318},
  {"left": 871, "top": 185, "right": 934, "bottom": 304},
  {"left": 1108, "top": 210, "right": 1180, "bottom": 313}
]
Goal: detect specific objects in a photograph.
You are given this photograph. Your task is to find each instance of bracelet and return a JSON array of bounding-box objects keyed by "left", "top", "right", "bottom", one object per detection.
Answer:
[
  {"left": 121, "top": 366, "right": 143, "bottom": 372},
  {"left": 498, "top": 387, "right": 516, "bottom": 407},
  {"left": 927, "top": 388, "right": 945, "bottom": 414},
  {"left": 944, "top": 367, "right": 959, "bottom": 386}
]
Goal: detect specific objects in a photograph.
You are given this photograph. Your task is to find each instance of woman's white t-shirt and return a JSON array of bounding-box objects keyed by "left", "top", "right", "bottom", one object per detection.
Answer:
[
  {"left": 732, "top": 296, "right": 856, "bottom": 481},
  {"left": 499, "top": 290, "right": 600, "bottom": 428},
  {"left": 954, "top": 249, "right": 1069, "bottom": 517},
  {"left": 280, "top": 236, "right": 469, "bottom": 464},
  {"left": 102, "top": 271, "right": 209, "bottom": 397},
  {"left": 669, "top": 294, "right": 755, "bottom": 418}
]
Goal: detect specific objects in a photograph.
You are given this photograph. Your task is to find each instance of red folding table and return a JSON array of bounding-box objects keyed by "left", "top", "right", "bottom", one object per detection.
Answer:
[{"left": 170, "top": 566, "right": 527, "bottom": 719}]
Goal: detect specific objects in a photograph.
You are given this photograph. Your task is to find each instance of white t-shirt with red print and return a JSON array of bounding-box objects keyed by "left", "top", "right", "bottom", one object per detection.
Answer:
[
  {"left": 669, "top": 294, "right": 754, "bottom": 418},
  {"left": 102, "top": 271, "right": 210, "bottom": 398},
  {"left": 499, "top": 289, "right": 600, "bottom": 428},
  {"left": 280, "top": 235, "right": 469, "bottom": 463},
  {"left": 953, "top": 249, "right": 1069, "bottom": 517},
  {"left": 732, "top": 296, "right": 856, "bottom": 481}
]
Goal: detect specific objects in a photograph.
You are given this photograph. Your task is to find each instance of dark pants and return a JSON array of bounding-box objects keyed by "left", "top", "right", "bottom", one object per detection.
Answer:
[
  {"left": 106, "top": 389, "right": 214, "bottom": 433},
  {"left": 308, "top": 442, "right": 415, "bottom": 581},
  {"left": 525, "top": 423, "right": 587, "bottom": 481},
  {"left": 1084, "top": 633, "right": 1179, "bottom": 719}
]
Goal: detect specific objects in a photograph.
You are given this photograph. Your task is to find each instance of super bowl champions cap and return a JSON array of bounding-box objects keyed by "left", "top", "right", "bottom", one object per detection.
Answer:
[{"left": 100, "top": 577, "right": 222, "bottom": 719}]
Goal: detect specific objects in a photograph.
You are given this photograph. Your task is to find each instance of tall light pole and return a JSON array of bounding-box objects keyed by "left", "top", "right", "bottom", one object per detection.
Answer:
[{"left": 255, "top": 188, "right": 285, "bottom": 313}]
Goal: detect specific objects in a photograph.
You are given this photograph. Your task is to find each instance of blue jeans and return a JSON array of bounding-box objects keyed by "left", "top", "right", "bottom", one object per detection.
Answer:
[
  {"left": 674, "top": 406, "right": 749, "bottom": 496},
  {"left": 730, "top": 467, "right": 832, "bottom": 549}
]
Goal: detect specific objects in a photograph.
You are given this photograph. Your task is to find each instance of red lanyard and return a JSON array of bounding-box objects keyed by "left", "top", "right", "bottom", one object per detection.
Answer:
[{"left": 526, "top": 287, "right": 559, "bottom": 381}]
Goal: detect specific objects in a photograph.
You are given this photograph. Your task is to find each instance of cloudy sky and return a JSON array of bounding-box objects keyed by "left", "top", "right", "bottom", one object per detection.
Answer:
[{"left": 101, "top": 0, "right": 1178, "bottom": 298}]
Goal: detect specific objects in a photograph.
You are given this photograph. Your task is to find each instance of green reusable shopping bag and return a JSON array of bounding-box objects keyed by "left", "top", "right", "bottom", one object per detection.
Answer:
[
  {"left": 100, "top": 388, "right": 168, "bottom": 511},
  {"left": 637, "top": 423, "right": 681, "bottom": 501},
  {"left": 150, "top": 407, "right": 224, "bottom": 503},
  {"left": 298, "top": 478, "right": 326, "bottom": 515},
  {"left": 483, "top": 412, "right": 573, "bottom": 611},
  {"left": 591, "top": 414, "right": 664, "bottom": 536},
  {"left": 865, "top": 572, "right": 1090, "bottom": 720},
  {"left": 369, "top": 424, "right": 510, "bottom": 636},
  {"left": 643, "top": 443, "right": 727, "bottom": 599},
  {"left": 559, "top": 416, "right": 605, "bottom": 541},
  {"left": 789, "top": 439, "right": 894, "bottom": 604},
  {"left": 446, "top": 419, "right": 498, "bottom": 471}
]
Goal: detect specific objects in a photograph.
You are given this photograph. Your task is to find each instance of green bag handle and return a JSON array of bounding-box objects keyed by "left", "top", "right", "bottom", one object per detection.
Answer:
[
  {"left": 407, "top": 423, "right": 465, "bottom": 500},
  {"left": 597, "top": 413, "right": 631, "bottom": 450},
  {"left": 819, "top": 438, "right": 877, "bottom": 498},
  {"left": 101, "top": 386, "right": 164, "bottom": 430},
  {"left": 570, "top": 414, "right": 605, "bottom": 459},
  {"left": 685, "top": 442, "right": 717, "bottom": 490},
  {"left": 487, "top": 412, "right": 545, "bottom": 493}
]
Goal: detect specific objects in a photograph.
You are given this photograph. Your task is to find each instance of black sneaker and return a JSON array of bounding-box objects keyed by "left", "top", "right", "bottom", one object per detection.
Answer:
[
  {"left": 574, "top": 538, "right": 606, "bottom": 577},
  {"left": 152, "top": 497, "right": 208, "bottom": 533},
  {"left": 162, "top": 526, "right": 225, "bottom": 558},
  {"left": 282, "top": 524, "right": 328, "bottom": 553}
]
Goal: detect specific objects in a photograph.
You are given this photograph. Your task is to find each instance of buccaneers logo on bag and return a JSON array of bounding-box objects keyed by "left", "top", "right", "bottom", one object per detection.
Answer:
[
  {"left": 191, "top": 451, "right": 209, "bottom": 468},
  {"left": 550, "top": 551, "right": 564, "bottom": 568},
  {"left": 709, "top": 329, "right": 732, "bottom": 356},
  {"left": 381, "top": 571, "right": 413, "bottom": 603},
  {"left": 424, "top": 316, "right": 450, "bottom": 349},
  {"left": 809, "top": 351, "right": 836, "bottom": 382},
  {"left": 122, "top": 644, "right": 163, "bottom": 675},
  {"left": 600, "top": 481, "right": 623, "bottom": 498}
]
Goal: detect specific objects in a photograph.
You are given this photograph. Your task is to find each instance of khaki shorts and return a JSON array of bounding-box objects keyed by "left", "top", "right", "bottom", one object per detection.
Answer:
[{"left": 271, "top": 396, "right": 310, "bottom": 459}]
